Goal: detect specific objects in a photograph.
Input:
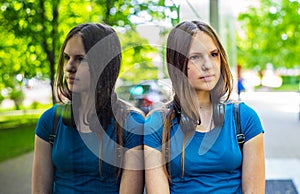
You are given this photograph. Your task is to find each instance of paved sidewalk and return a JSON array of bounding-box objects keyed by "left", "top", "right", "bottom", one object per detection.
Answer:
[
  {"left": 0, "top": 152, "right": 33, "bottom": 194},
  {"left": 266, "top": 158, "right": 300, "bottom": 193},
  {"left": 1, "top": 152, "right": 299, "bottom": 194}
]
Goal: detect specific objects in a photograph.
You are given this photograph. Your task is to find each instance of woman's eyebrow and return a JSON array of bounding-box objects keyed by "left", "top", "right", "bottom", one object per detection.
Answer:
[
  {"left": 63, "top": 52, "right": 85, "bottom": 57},
  {"left": 188, "top": 52, "right": 203, "bottom": 57},
  {"left": 210, "top": 49, "right": 219, "bottom": 53},
  {"left": 189, "top": 51, "right": 203, "bottom": 55}
]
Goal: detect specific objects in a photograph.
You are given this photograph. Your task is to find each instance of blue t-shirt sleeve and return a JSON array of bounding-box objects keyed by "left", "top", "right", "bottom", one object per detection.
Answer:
[
  {"left": 239, "top": 103, "right": 264, "bottom": 142},
  {"left": 123, "top": 111, "right": 144, "bottom": 149},
  {"left": 144, "top": 110, "right": 164, "bottom": 151},
  {"left": 35, "top": 105, "right": 56, "bottom": 142}
]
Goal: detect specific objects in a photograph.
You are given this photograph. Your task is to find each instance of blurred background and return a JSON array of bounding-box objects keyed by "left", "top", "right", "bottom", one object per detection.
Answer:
[
  {"left": 0, "top": 0, "right": 299, "bottom": 193},
  {"left": 0, "top": 0, "right": 299, "bottom": 111}
]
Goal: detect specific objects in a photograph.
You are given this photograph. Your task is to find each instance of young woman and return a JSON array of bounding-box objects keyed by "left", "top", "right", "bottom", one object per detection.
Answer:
[
  {"left": 144, "top": 20, "right": 265, "bottom": 193},
  {"left": 32, "top": 23, "right": 144, "bottom": 194}
]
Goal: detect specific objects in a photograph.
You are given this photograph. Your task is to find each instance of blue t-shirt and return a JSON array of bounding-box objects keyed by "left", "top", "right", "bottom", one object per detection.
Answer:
[
  {"left": 36, "top": 104, "right": 144, "bottom": 194},
  {"left": 144, "top": 102, "right": 264, "bottom": 194}
]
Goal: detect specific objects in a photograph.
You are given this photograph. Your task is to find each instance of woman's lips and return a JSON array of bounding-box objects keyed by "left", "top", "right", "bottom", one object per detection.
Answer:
[
  {"left": 200, "top": 74, "right": 214, "bottom": 81},
  {"left": 66, "top": 76, "right": 76, "bottom": 84}
]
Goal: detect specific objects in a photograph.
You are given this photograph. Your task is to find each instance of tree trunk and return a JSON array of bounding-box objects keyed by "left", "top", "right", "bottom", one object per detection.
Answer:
[
  {"left": 50, "top": 0, "right": 59, "bottom": 104},
  {"left": 39, "top": 0, "right": 59, "bottom": 105}
]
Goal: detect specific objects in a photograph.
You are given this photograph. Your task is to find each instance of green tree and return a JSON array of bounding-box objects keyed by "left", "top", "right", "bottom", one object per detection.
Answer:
[
  {"left": 9, "top": 87, "right": 25, "bottom": 110},
  {"left": 0, "top": 31, "right": 28, "bottom": 109},
  {"left": 237, "top": 0, "right": 300, "bottom": 69},
  {"left": 0, "top": 0, "right": 60, "bottom": 105},
  {"left": 118, "top": 30, "right": 159, "bottom": 84},
  {"left": 0, "top": 0, "right": 178, "bottom": 107}
]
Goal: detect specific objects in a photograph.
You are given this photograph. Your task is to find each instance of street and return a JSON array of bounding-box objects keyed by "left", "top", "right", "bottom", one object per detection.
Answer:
[{"left": 240, "top": 91, "right": 300, "bottom": 159}]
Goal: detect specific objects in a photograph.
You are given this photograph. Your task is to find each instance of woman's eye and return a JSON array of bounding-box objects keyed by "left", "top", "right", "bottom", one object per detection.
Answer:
[
  {"left": 211, "top": 52, "right": 219, "bottom": 57},
  {"left": 63, "top": 54, "right": 70, "bottom": 61},
  {"left": 77, "top": 56, "right": 87, "bottom": 62},
  {"left": 189, "top": 55, "right": 200, "bottom": 60}
]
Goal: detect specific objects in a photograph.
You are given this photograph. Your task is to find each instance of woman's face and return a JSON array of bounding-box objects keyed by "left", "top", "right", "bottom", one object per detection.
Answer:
[
  {"left": 63, "top": 34, "right": 90, "bottom": 93},
  {"left": 187, "top": 31, "right": 221, "bottom": 92}
]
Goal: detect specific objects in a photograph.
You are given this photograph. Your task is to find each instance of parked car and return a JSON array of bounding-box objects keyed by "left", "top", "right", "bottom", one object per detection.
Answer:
[{"left": 128, "top": 80, "right": 172, "bottom": 114}]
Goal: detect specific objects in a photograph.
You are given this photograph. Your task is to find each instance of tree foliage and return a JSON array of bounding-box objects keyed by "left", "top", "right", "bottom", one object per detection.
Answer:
[
  {"left": 0, "top": 0, "right": 178, "bottom": 108},
  {"left": 237, "top": 0, "right": 300, "bottom": 69},
  {"left": 0, "top": 0, "right": 60, "bottom": 104},
  {"left": 118, "top": 30, "right": 159, "bottom": 84}
]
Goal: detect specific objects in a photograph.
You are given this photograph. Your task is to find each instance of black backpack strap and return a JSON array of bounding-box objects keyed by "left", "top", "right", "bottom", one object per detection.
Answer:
[
  {"left": 49, "top": 104, "right": 63, "bottom": 146},
  {"left": 234, "top": 102, "right": 245, "bottom": 152}
]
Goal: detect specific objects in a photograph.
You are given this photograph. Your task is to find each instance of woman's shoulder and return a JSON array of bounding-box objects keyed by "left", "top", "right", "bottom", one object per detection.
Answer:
[
  {"left": 144, "top": 106, "right": 171, "bottom": 129},
  {"left": 116, "top": 98, "right": 145, "bottom": 116},
  {"left": 39, "top": 103, "right": 69, "bottom": 124},
  {"left": 146, "top": 101, "right": 173, "bottom": 118},
  {"left": 39, "top": 104, "right": 58, "bottom": 119},
  {"left": 35, "top": 104, "right": 60, "bottom": 141},
  {"left": 233, "top": 101, "right": 258, "bottom": 116},
  {"left": 224, "top": 100, "right": 255, "bottom": 112}
]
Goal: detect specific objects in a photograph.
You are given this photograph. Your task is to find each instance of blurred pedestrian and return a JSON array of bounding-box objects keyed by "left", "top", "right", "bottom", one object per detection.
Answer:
[
  {"left": 144, "top": 20, "right": 265, "bottom": 193},
  {"left": 32, "top": 23, "right": 144, "bottom": 194},
  {"left": 237, "top": 77, "right": 245, "bottom": 100}
]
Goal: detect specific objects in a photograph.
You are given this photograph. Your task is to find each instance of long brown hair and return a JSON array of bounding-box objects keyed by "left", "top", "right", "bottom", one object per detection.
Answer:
[
  {"left": 55, "top": 23, "right": 126, "bottom": 178},
  {"left": 162, "top": 20, "right": 233, "bottom": 180}
]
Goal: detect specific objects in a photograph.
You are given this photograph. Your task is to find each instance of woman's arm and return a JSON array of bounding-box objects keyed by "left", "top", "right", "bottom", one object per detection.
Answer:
[
  {"left": 144, "top": 145, "right": 170, "bottom": 194},
  {"left": 120, "top": 145, "right": 144, "bottom": 194},
  {"left": 32, "top": 135, "right": 54, "bottom": 194},
  {"left": 242, "top": 133, "right": 265, "bottom": 193}
]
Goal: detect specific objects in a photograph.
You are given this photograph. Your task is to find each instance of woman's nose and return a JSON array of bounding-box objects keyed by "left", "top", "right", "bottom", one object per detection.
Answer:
[
  {"left": 65, "top": 59, "right": 77, "bottom": 73},
  {"left": 201, "top": 56, "right": 212, "bottom": 71}
]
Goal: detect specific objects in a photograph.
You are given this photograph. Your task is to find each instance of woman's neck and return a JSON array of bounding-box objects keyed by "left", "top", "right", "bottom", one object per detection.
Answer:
[
  {"left": 196, "top": 91, "right": 211, "bottom": 108},
  {"left": 75, "top": 92, "right": 92, "bottom": 133}
]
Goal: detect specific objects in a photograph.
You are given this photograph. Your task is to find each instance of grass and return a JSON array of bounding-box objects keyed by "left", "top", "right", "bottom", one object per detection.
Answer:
[
  {"left": 0, "top": 123, "right": 36, "bottom": 162},
  {"left": 0, "top": 112, "right": 43, "bottom": 162},
  {"left": 271, "top": 83, "right": 299, "bottom": 92}
]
